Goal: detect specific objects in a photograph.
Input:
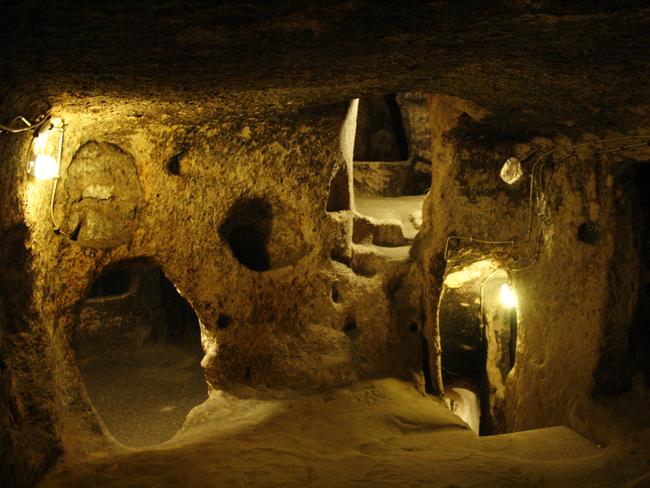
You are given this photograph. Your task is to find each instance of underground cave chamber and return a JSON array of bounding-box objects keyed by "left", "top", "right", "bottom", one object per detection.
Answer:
[
  {"left": 2, "top": 4, "right": 650, "bottom": 481},
  {"left": 2, "top": 88, "right": 650, "bottom": 487},
  {"left": 73, "top": 261, "right": 207, "bottom": 447}
]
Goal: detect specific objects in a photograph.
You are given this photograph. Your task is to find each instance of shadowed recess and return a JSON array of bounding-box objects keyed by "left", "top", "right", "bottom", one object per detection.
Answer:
[
  {"left": 220, "top": 197, "right": 273, "bottom": 271},
  {"left": 73, "top": 261, "right": 207, "bottom": 447}
]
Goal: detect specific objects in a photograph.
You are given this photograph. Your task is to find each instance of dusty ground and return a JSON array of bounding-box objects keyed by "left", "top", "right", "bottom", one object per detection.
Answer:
[
  {"left": 355, "top": 195, "right": 424, "bottom": 239},
  {"left": 38, "top": 378, "right": 648, "bottom": 488},
  {"left": 77, "top": 343, "right": 207, "bottom": 448},
  {"left": 2, "top": 2, "right": 650, "bottom": 486}
]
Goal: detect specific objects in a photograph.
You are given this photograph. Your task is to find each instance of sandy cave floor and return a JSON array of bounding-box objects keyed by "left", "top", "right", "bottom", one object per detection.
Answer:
[
  {"left": 77, "top": 343, "right": 209, "bottom": 448},
  {"left": 39, "top": 378, "right": 649, "bottom": 487},
  {"left": 355, "top": 195, "right": 425, "bottom": 240}
]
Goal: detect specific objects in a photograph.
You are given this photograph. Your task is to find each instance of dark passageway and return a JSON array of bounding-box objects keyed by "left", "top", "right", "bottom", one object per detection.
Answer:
[{"left": 74, "top": 263, "right": 207, "bottom": 447}]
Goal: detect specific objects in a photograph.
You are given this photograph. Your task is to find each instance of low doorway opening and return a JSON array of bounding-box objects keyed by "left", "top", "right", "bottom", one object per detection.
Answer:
[
  {"left": 438, "top": 260, "right": 518, "bottom": 435},
  {"left": 73, "top": 261, "right": 208, "bottom": 447}
]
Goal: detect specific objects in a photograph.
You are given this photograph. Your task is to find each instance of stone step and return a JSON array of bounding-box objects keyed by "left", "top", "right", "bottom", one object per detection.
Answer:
[
  {"left": 352, "top": 214, "right": 413, "bottom": 247},
  {"left": 351, "top": 243, "right": 411, "bottom": 277}
]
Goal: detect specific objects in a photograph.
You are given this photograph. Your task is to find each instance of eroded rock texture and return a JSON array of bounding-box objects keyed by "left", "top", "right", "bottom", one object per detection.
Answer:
[
  {"left": 1, "top": 1, "right": 650, "bottom": 487},
  {"left": 417, "top": 93, "right": 650, "bottom": 442},
  {"left": 63, "top": 141, "right": 141, "bottom": 248},
  {"left": 0, "top": 96, "right": 425, "bottom": 486}
]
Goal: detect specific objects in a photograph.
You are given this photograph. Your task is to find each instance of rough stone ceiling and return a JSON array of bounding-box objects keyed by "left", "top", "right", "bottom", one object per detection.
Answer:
[{"left": 1, "top": 1, "right": 649, "bottom": 131}]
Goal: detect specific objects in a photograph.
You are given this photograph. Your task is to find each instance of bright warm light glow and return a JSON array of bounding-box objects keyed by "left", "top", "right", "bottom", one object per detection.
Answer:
[
  {"left": 500, "top": 283, "right": 517, "bottom": 308},
  {"left": 28, "top": 118, "right": 64, "bottom": 180},
  {"left": 444, "top": 260, "right": 500, "bottom": 289},
  {"left": 32, "top": 154, "right": 59, "bottom": 180},
  {"left": 33, "top": 131, "right": 49, "bottom": 152}
]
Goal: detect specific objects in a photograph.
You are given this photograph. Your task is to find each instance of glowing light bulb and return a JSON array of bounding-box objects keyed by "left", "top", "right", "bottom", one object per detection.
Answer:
[
  {"left": 32, "top": 154, "right": 59, "bottom": 180},
  {"left": 27, "top": 117, "right": 64, "bottom": 180},
  {"left": 500, "top": 283, "right": 517, "bottom": 308}
]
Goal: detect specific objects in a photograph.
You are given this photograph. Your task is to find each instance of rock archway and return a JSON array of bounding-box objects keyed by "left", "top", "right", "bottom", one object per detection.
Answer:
[{"left": 73, "top": 261, "right": 207, "bottom": 447}]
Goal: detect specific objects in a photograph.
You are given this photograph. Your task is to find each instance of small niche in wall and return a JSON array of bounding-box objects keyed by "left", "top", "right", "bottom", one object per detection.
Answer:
[
  {"left": 326, "top": 163, "right": 351, "bottom": 212},
  {"left": 352, "top": 92, "right": 433, "bottom": 198},
  {"left": 88, "top": 268, "right": 133, "bottom": 298},
  {"left": 353, "top": 94, "right": 409, "bottom": 162},
  {"left": 219, "top": 197, "right": 273, "bottom": 271},
  {"left": 73, "top": 261, "right": 207, "bottom": 447},
  {"left": 62, "top": 141, "right": 142, "bottom": 249},
  {"left": 220, "top": 196, "right": 310, "bottom": 272},
  {"left": 331, "top": 282, "right": 342, "bottom": 303},
  {"left": 167, "top": 152, "right": 182, "bottom": 176}
]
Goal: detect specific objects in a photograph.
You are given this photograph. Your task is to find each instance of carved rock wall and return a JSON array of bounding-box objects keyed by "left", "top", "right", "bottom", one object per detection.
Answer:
[
  {"left": 0, "top": 96, "right": 421, "bottom": 486},
  {"left": 416, "top": 93, "right": 650, "bottom": 442}
]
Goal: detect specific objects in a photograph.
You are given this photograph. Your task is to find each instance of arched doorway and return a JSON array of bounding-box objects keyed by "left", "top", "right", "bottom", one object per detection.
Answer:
[{"left": 73, "top": 261, "right": 207, "bottom": 447}]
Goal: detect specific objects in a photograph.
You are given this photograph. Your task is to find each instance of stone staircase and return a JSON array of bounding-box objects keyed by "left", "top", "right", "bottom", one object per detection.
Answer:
[{"left": 349, "top": 194, "right": 425, "bottom": 276}]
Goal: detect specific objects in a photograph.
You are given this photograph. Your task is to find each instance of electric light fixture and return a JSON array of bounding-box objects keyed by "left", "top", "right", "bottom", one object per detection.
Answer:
[
  {"left": 500, "top": 283, "right": 517, "bottom": 308},
  {"left": 27, "top": 117, "right": 63, "bottom": 180},
  {"left": 31, "top": 154, "right": 59, "bottom": 180}
]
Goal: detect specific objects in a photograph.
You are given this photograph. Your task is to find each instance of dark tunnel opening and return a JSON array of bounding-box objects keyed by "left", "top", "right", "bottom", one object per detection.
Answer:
[{"left": 73, "top": 261, "right": 207, "bottom": 447}]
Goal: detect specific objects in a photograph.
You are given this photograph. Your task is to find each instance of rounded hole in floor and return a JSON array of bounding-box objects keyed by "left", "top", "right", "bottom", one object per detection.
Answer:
[{"left": 73, "top": 261, "right": 208, "bottom": 447}]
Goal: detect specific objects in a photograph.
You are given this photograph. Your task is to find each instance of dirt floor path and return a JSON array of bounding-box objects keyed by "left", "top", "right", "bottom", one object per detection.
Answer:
[{"left": 39, "top": 378, "right": 648, "bottom": 487}]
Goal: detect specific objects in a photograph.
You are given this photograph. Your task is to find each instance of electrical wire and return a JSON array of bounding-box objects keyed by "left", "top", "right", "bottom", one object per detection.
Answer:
[
  {"left": 49, "top": 178, "right": 61, "bottom": 230},
  {"left": 0, "top": 115, "right": 48, "bottom": 134},
  {"left": 516, "top": 135, "right": 650, "bottom": 269},
  {"left": 444, "top": 236, "right": 514, "bottom": 262},
  {"left": 444, "top": 135, "right": 650, "bottom": 271},
  {"left": 49, "top": 124, "right": 67, "bottom": 235},
  {"left": 3, "top": 113, "right": 69, "bottom": 236},
  {"left": 479, "top": 267, "right": 501, "bottom": 332}
]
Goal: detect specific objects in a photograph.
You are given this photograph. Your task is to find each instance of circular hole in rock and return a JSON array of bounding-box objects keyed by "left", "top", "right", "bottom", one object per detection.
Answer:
[
  {"left": 410, "top": 322, "right": 419, "bottom": 334},
  {"left": 220, "top": 197, "right": 310, "bottom": 272},
  {"left": 217, "top": 313, "right": 231, "bottom": 329},
  {"left": 331, "top": 283, "right": 341, "bottom": 303},
  {"left": 73, "top": 261, "right": 207, "bottom": 447},
  {"left": 220, "top": 197, "right": 272, "bottom": 271},
  {"left": 577, "top": 221, "right": 601, "bottom": 244},
  {"left": 344, "top": 316, "right": 358, "bottom": 336}
]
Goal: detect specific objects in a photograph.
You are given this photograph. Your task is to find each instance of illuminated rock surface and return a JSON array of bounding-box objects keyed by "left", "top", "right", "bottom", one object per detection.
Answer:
[
  {"left": 39, "top": 379, "right": 645, "bottom": 488},
  {"left": 1, "top": 2, "right": 650, "bottom": 487}
]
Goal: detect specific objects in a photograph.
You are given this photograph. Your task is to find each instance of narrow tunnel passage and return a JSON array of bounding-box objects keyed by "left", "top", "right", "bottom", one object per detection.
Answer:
[
  {"left": 438, "top": 260, "right": 518, "bottom": 435},
  {"left": 73, "top": 262, "right": 207, "bottom": 447}
]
